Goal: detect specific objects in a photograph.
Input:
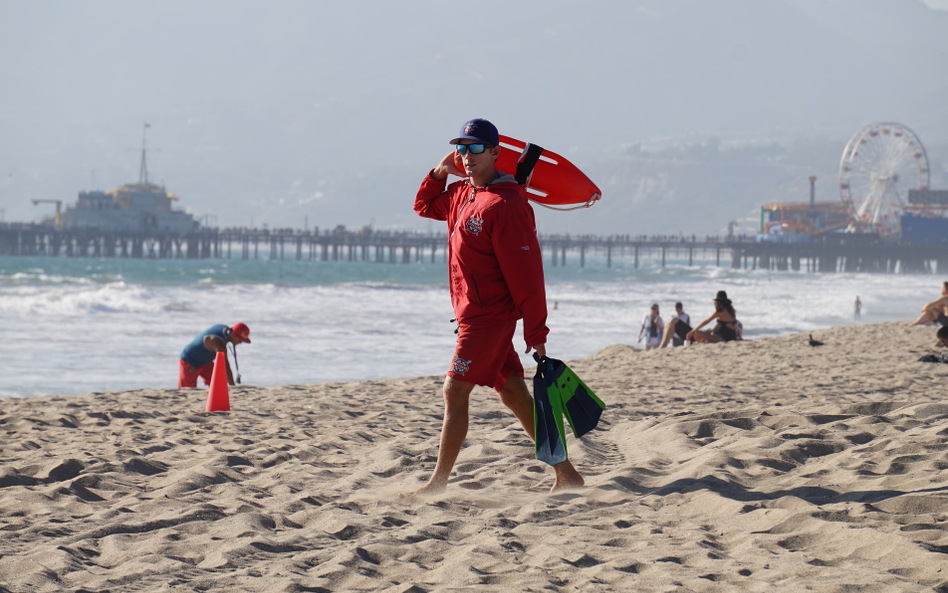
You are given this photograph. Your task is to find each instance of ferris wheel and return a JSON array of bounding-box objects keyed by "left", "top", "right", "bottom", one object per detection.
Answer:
[{"left": 838, "top": 122, "right": 930, "bottom": 234}]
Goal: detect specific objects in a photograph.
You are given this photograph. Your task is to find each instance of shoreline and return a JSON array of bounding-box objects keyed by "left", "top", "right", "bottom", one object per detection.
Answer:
[
  {"left": 2, "top": 321, "right": 947, "bottom": 591},
  {"left": 2, "top": 258, "right": 941, "bottom": 399}
]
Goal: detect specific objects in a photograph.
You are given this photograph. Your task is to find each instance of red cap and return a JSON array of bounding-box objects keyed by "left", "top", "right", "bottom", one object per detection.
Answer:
[{"left": 231, "top": 322, "right": 251, "bottom": 343}]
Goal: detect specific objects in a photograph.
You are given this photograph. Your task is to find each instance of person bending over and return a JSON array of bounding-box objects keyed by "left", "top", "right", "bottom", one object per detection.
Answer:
[
  {"left": 406, "top": 118, "right": 584, "bottom": 497},
  {"left": 687, "top": 291, "right": 741, "bottom": 344},
  {"left": 178, "top": 323, "right": 251, "bottom": 388}
]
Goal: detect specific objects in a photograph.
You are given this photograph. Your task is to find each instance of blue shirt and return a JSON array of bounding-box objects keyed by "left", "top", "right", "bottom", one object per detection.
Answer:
[{"left": 180, "top": 324, "right": 230, "bottom": 368}]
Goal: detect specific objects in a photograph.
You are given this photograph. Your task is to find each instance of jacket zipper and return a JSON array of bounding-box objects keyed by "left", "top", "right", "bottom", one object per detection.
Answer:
[
  {"left": 452, "top": 186, "right": 483, "bottom": 307},
  {"left": 451, "top": 188, "right": 476, "bottom": 238},
  {"left": 471, "top": 276, "right": 484, "bottom": 307}
]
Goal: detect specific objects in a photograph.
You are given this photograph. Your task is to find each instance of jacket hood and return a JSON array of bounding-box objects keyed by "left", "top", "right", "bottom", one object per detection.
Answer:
[{"left": 488, "top": 171, "right": 518, "bottom": 186}]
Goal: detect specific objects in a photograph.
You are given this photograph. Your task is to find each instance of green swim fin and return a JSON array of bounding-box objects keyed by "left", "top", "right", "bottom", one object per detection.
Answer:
[
  {"left": 533, "top": 353, "right": 568, "bottom": 466},
  {"left": 546, "top": 356, "right": 605, "bottom": 438}
]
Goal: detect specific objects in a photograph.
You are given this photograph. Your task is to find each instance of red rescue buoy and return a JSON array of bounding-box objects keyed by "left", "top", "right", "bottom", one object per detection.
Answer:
[{"left": 496, "top": 135, "right": 601, "bottom": 210}]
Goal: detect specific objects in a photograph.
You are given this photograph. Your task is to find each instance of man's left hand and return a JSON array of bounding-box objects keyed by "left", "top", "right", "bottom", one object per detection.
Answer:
[{"left": 526, "top": 343, "right": 546, "bottom": 357}]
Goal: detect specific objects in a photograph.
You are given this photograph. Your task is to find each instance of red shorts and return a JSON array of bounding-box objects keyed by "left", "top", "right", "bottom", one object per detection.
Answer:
[
  {"left": 448, "top": 321, "right": 524, "bottom": 392},
  {"left": 178, "top": 359, "right": 214, "bottom": 388}
]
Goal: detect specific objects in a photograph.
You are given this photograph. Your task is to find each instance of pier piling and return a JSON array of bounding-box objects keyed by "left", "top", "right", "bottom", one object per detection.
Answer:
[{"left": 0, "top": 226, "right": 943, "bottom": 275}]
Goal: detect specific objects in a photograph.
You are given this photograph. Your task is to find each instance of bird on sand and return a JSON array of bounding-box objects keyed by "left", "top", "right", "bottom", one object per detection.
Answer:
[{"left": 808, "top": 334, "right": 824, "bottom": 347}]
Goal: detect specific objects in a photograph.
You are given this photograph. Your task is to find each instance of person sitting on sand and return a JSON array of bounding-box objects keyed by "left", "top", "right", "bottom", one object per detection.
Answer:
[
  {"left": 686, "top": 291, "right": 742, "bottom": 344},
  {"left": 406, "top": 118, "right": 584, "bottom": 497},
  {"left": 936, "top": 326, "right": 948, "bottom": 349},
  {"left": 910, "top": 281, "right": 948, "bottom": 327},
  {"left": 637, "top": 303, "right": 664, "bottom": 350},
  {"left": 658, "top": 301, "right": 692, "bottom": 348},
  {"left": 178, "top": 323, "right": 251, "bottom": 388},
  {"left": 918, "top": 327, "right": 948, "bottom": 363}
]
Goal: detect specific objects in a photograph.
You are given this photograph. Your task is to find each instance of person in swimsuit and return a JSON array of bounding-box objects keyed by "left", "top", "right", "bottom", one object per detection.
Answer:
[
  {"left": 918, "top": 326, "right": 948, "bottom": 363},
  {"left": 687, "top": 290, "right": 740, "bottom": 344},
  {"left": 910, "top": 281, "right": 948, "bottom": 327},
  {"left": 936, "top": 326, "right": 948, "bottom": 350},
  {"left": 658, "top": 301, "right": 692, "bottom": 348},
  {"left": 637, "top": 303, "right": 664, "bottom": 350}
]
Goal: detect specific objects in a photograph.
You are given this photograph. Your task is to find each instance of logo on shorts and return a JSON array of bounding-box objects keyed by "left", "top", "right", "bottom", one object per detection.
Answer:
[
  {"left": 465, "top": 214, "right": 483, "bottom": 236},
  {"left": 451, "top": 354, "right": 472, "bottom": 376}
]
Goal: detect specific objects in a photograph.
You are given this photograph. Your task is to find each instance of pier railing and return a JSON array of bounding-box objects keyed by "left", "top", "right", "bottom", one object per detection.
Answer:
[{"left": 0, "top": 224, "right": 945, "bottom": 274}]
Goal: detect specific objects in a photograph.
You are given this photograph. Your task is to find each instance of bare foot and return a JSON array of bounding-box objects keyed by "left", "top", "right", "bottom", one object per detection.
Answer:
[
  {"left": 399, "top": 478, "right": 447, "bottom": 501},
  {"left": 551, "top": 461, "right": 585, "bottom": 492}
]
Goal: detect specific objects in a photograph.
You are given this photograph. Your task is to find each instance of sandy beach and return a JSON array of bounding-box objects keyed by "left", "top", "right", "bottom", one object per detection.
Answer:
[{"left": 2, "top": 321, "right": 947, "bottom": 592}]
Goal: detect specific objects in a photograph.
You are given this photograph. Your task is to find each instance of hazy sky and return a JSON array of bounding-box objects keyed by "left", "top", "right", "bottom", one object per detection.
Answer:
[{"left": 1, "top": 0, "right": 946, "bottom": 233}]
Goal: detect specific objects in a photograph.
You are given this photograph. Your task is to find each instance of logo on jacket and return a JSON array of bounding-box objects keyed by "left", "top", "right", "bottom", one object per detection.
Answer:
[
  {"left": 451, "top": 354, "right": 472, "bottom": 376},
  {"left": 465, "top": 214, "right": 483, "bottom": 236}
]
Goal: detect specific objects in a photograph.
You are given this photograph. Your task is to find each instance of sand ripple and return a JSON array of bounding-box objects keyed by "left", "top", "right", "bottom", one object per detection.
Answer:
[{"left": 1, "top": 323, "right": 946, "bottom": 592}]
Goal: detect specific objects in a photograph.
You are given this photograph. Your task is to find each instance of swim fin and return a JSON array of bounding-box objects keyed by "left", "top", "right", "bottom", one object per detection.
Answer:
[
  {"left": 532, "top": 353, "right": 568, "bottom": 466},
  {"left": 545, "top": 356, "right": 605, "bottom": 438}
]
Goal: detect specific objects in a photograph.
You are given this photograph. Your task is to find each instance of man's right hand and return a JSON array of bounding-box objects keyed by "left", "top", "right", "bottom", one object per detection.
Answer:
[{"left": 432, "top": 151, "right": 465, "bottom": 181}]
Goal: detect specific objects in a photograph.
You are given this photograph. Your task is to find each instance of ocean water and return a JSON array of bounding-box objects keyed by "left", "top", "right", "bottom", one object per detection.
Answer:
[{"left": 0, "top": 253, "right": 935, "bottom": 398}]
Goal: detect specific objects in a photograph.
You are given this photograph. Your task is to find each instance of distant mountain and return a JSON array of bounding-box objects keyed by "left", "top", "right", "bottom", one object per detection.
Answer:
[
  {"left": 2, "top": 0, "right": 945, "bottom": 234},
  {"left": 346, "top": 0, "right": 948, "bottom": 235},
  {"left": 558, "top": 138, "right": 948, "bottom": 237}
]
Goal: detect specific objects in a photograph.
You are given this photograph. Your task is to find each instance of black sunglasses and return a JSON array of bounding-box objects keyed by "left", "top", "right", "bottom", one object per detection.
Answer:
[{"left": 455, "top": 143, "right": 493, "bottom": 155}]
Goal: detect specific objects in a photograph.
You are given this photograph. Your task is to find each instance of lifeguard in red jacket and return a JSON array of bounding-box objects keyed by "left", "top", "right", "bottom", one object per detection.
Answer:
[{"left": 405, "top": 118, "right": 584, "bottom": 497}]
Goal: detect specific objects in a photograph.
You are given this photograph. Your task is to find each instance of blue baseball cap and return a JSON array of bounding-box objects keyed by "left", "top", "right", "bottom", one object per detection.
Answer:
[{"left": 450, "top": 118, "right": 500, "bottom": 146}]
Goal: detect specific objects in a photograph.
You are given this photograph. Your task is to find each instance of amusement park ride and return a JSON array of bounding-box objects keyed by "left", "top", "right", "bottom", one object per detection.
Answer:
[{"left": 761, "top": 122, "right": 948, "bottom": 243}]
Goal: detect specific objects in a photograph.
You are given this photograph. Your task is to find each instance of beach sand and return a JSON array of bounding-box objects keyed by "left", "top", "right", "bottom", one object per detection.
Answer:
[{"left": 1, "top": 322, "right": 947, "bottom": 592}]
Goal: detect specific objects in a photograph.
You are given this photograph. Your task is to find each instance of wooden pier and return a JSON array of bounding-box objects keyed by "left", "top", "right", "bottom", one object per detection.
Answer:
[{"left": 0, "top": 225, "right": 945, "bottom": 274}]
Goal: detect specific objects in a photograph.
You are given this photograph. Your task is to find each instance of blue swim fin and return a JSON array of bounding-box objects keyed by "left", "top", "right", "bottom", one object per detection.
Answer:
[
  {"left": 546, "top": 356, "right": 605, "bottom": 438},
  {"left": 532, "top": 353, "right": 567, "bottom": 466}
]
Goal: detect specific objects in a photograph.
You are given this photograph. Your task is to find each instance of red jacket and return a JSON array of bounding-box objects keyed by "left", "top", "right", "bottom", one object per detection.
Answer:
[{"left": 415, "top": 171, "right": 549, "bottom": 348}]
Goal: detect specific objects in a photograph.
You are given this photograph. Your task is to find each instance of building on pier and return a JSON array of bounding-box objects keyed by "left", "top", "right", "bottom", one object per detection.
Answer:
[
  {"left": 60, "top": 184, "right": 198, "bottom": 234},
  {"left": 42, "top": 125, "right": 199, "bottom": 234},
  {"left": 901, "top": 190, "right": 948, "bottom": 246}
]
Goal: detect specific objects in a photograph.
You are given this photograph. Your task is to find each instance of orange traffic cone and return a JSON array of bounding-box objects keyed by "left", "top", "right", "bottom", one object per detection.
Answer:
[{"left": 205, "top": 351, "right": 230, "bottom": 412}]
